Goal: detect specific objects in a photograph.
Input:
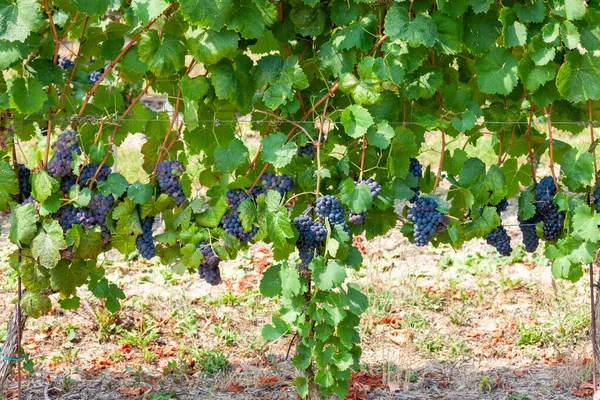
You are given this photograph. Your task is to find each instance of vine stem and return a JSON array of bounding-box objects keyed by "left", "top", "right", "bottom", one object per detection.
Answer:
[
  {"left": 248, "top": 33, "right": 386, "bottom": 190},
  {"left": 253, "top": 110, "right": 316, "bottom": 144},
  {"left": 10, "top": 133, "right": 22, "bottom": 400},
  {"left": 432, "top": 91, "right": 446, "bottom": 192},
  {"left": 590, "top": 99, "right": 598, "bottom": 187},
  {"left": 55, "top": 16, "right": 90, "bottom": 114},
  {"left": 358, "top": 135, "right": 368, "bottom": 182},
  {"left": 591, "top": 260, "right": 598, "bottom": 392},
  {"left": 315, "top": 97, "right": 329, "bottom": 199},
  {"left": 497, "top": 129, "right": 504, "bottom": 164},
  {"left": 245, "top": 117, "right": 274, "bottom": 177},
  {"left": 545, "top": 104, "right": 560, "bottom": 192},
  {"left": 151, "top": 60, "right": 197, "bottom": 183},
  {"left": 525, "top": 102, "right": 537, "bottom": 184},
  {"left": 87, "top": 76, "right": 155, "bottom": 188},
  {"left": 73, "top": 2, "right": 174, "bottom": 129}
]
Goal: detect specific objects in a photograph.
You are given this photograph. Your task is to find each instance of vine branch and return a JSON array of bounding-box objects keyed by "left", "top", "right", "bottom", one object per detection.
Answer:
[
  {"left": 433, "top": 91, "right": 446, "bottom": 192},
  {"left": 525, "top": 102, "right": 537, "bottom": 184},
  {"left": 74, "top": 2, "right": 174, "bottom": 129},
  {"left": 545, "top": 104, "right": 560, "bottom": 193},
  {"left": 590, "top": 99, "right": 598, "bottom": 187},
  {"left": 315, "top": 96, "right": 329, "bottom": 199}
]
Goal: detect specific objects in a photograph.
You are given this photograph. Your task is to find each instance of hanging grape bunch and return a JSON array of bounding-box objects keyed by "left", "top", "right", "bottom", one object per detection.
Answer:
[
  {"left": 294, "top": 214, "right": 327, "bottom": 267},
  {"left": 157, "top": 160, "right": 186, "bottom": 205},
  {"left": 409, "top": 158, "right": 422, "bottom": 202},
  {"left": 48, "top": 130, "right": 81, "bottom": 178},
  {"left": 17, "top": 163, "right": 31, "bottom": 199},
  {"left": 535, "top": 176, "right": 564, "bottom": 241},
  {"left": 408, "top": 197, "right": 448, "bottom": 246},
  {"left": 136, "top": 217, "right": 156, "bottom": 259},
  {"left": 315, "top": 195, "right": 349, "bottom": 234},
  {"left": 197, "top": 242, "right": 222, "bottom": 285},
  {"left": 484, "top": 198, "right": 512, "bottom": 256}
]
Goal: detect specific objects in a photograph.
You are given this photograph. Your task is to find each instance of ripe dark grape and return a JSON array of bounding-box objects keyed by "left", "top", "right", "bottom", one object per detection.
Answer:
[
  {"left": 55, "top": 205, "right": 79, "bottom": 232},
  {"left": 540, "top": 202, "right": 564, "bottom": 241},
  {"left": 485, "top": 225, "right": 512, "bottom": 256},
  {"left": 197, "top": 242, "right": 222, "bottom": 285},
  {"left": 88, "top": 69, "right": 103, "bottom": 84},
  {"left": 409, "top": 158, "right": 422, "bottom": 202},
  {"left": 136, "top": 217, "right": 156, "bottom": 259},
  {"left": 349, "top": 211, "right": 366, "bottom": 225},
  {"left": 21, "top": 196, "right": 39, "bottom": 211},
  {"left": 157, "top": 161, "right": 186, "bottom": 205},
  {"left": 80, "top": 163, "right": 110, "bottom": 187},
  {"left": 260, "top": 172, "right": 294, "bottom": 196},
  {"left": 358, "top": 178, "right": 382, "bottom": 197},
  {"left": 495, "top": 198, "right": 509, "bottom": 214},
  {"left": 297, "top": 143, "right": 315, "bottom": 158},
  {"left": 60, "top": 173, "right": 77, "bottom": 193},
  {"left": 594, "top": 187, "right": 600, "bottom": 213},
  {"left": 48, "top": 130, "right": 81, "bottom": 178},
  {"left": 89, "top": 193, "right": 114, "bottom": 226},
  {"left": 535, "top": 176, "right": 557, "bottom": 205},
  {"left": 407, "top": 197, "right": 446, "bottom": 246},
  {"left": 56, "top": 55, "right": 74, "bottom": 70},
  {"left": 17, "top": 164, "right": 31, "bottom": 198},
  {"left": 226, "top": 189, "right": 252, "bottom": 212},
  {"left": 294, "top": 215, "right": 327, "bottom": 265},
  {"left": 519, "top": 214, "right": 541, "bottom": 253},
  {"left": 315, "top": 195, "right": 349, "bottom": 234},
  {"left": 220, "top": 212, "right": 258, "bottom": 242},
  {"left": 534, "top": 177, "right": 564, "bottom": 241},
  {"left": 76, "top": 209, "right": 96, "bottom": 229}
]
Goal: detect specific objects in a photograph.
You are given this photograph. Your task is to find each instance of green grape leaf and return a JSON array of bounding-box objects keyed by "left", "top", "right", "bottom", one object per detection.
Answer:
[
  {"left": 21, "top": 261, "right": 50, "bottom": 293},
  {"left": 384, "top": 5, "right": 438, "bottom": 47},
  {"left": 0, "top": 161, "right": 18, "bottom": 208},
  {"left": 366, "top": 121, "right": 395, "bottom": 149},
  {"left": 280, "top": 261, "right": 301, "bottom": 298},
  {"left": 556, "top": 52, "right": 600, "bottom": 103},
  {"left": 214, "top": 138, "right": 249, "bottom": 173},
  {"left": 9, "top": 77, "right": 47, "bottom": 115},
  {"left": 32, "top": 220, "right": 67, "bottom": 269},
  {"left": 179, "top": 0, "right": 233, "bottom": 29},
  {"left": 563, "top": 0, "right": 587, "bottom": 20},
  {"left": 180, "top": 75, "right": 210, "bottom": 101},
  {"left": 139, "top": 31, "right": 186, "bottom": 77},
  {"left": 560, "top": 148, "right": 594, "bottom": 191},
  {"left": 210, "top": 55, "right": 254, "bottom": 110},
  {"left": 311, "top": 259, "right": 347, "bottom": 291},
  {"left": 197, "top": 197, "right": 229, "bottom": 228},
  {"left": 341, "top": 105, "right": 373, "bottom": 138},
  {"left": 21, "top": 291, "right": 51, "bottom": 319},
  {"left": 238, "top": 199, "right": 257, "bottom": 232},
  {"left": 71, "top": 0, "right": 110, "bottom": 15},
  {"left": 227, "top": 0, "right": 277, "bottom": 39},
  {"left": 319, "top": 42, "right": 356, "bottom": 78},
  {"left": 486, "top": 165, "right": 507, "bottom": 205},
  {"left": 262, "top": 316, "right": 289, "bottom": 341},
  {"left": 264, "top": 191, "right": 294, "bottom": 248},
  {"left": 69, "top": 185, "right": 91, "bottom": 207},
  {"left": 339, "top": 179, "right": 372, "bottom": 213},
  {"left": 345, "top": 283, "right": 368, "bottom": 315},
  {"left": 518, "top": 188, "right": 536, "bottom": 221},
  {"left": 515, "top": 0, "right": 546, "bottom": 22},
  {"left": 127, "top": 180, "right": 154, "bottom": 204},
  {"left": 260, "top": 263, "right": 282, "bottom": 298},
  {"left": 463, "top": 10, "right": 501, "bottom": 55},
  {"left": 131, "top": 0, "right": 170, "bottom": 25},
  {"left": 475, "top": 47, "right": 518, "bottom": 95},
  {"left": 0, "top": 0, "right": 41, "bottom": 42},
  {"left": 465, "top": 206, "right": 500, "bottom": 239},
  {"left": 261, "top": 132, "right": 298, "bottom": 169},
  {"left": 572, "top": 205, "right": 600, "bottom": 242},
  {"left": 98, "top": 173, "right": 129, "bottom": 197},
  {"left": 9, "top": 203, "right": 39, "bottom": 247},
  {"left": 500, "top": 159, "right": 532, "bottom": 199},
  {"left": 50, "top": 260, "right": 89, "bottom": 297},
  {"left": 188, "top": 28, "right": 239, "bottom": 65},
  {"left": 517, "top": 55, "right": 556, "bottom": 91}
]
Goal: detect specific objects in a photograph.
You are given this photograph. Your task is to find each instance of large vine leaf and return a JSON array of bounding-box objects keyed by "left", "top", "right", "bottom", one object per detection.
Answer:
[
  {"left": 0, "top": 0, "right": 41, "bottom": 42},
  {"left": 475, "top": 47, "right": 518, "bottom": 95},
  {"left": 556, "top": 52, "right": 600, "bottom": 103},
  {"left": 138, "top": 30, "right": 186, "bottom": 76},
  {"left": 32, "top": 220, "right": 67, "bottom": 269},
  {"left": 9, "top": 77, "right": 47, "bottom": 115}
]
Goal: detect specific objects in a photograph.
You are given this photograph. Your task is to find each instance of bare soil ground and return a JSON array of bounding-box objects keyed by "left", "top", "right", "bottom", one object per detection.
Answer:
[{"left": 0, "top": 200, "right": 597, "bottom": 400}]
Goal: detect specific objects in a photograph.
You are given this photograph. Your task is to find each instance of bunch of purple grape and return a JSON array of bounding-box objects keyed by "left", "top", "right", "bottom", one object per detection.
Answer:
[
  {"left": 407, "top": 197, "right": 447, "bottom": 246},
  {"left": 197, "top": 242, "right": 222, "bottom": 285},
  {"left": 80, "top": 163, "right": 111, "bottom": 188},
  {"left": 260, "top": 172, "right": 294, "bottom": 196},
  {"left": 136, "top": 217, "right": 156, "bottom": 259},
  {"left": 409, "top": 158, "right": 422, "bottom": 202},
  {"left": 17, "top": 164, "right": 31, "bottom": 198},
  {"left": 48, "top": 130, "right": 81, "bottom": 178},
  {"left": 157, "top": 161, "right": 186, "bottom": 205},
  {"left": 534, "top": 176, "right": 564, "bottom": 241},
  {"left": 294, "top": 215, "right": 327, "bottom": 265},
  {"left": 316, "top": 195, "right": 349, "bottom": 234},
  {"left": 56, "top": 55, "right": 74, "bottom": 70}
]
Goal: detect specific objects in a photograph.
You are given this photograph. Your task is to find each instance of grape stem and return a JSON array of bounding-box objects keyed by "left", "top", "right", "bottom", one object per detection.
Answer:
[
  {"left": 433, "top": 91, "right": 446, "bottom": 192},
  {"left": 315, "top": 96, "right": 329, "bottom": 199},
  {"left": 544, "top": 104, "right": 560, "bottom": 193},
  {"left": 152, "top": 60, "right": 197, "bottom": 183},
  {"left": 499, "top": 87, "right": 527, "bottom": 165},
  {"left": 245, "top": 116, "right": 274, "bottom": 177},
  {"left": 589, "top": 99, "right": 598, "bottom": 186},
  {"left": 358, "top": 135, "right": 368, "bottom": 182},
  {"left": 74, "top": 2, "right": 175, "bottom": 129},
  {"left": 87, "top": 76, "right": 156, "bottom": 189},
  {"left": 525, "top": 102, "right": 537, "bottom": 184},
  {"left": 253, "top": 110, "right": 316, "bottom": 145}
]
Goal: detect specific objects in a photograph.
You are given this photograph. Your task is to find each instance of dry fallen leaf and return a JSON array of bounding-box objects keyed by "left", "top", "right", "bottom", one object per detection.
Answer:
[{"left": 387, "top": 329, "right": 410, "bottom": 346}]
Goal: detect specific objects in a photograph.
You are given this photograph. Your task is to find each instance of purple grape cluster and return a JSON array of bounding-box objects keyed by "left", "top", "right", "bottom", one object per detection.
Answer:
[
  {"left": 294, "top": 215, "right": 327, "bottom": 265},
  {"left": 260, "top": 172, "right": 294, "bottom": 196},
  {"left": 225, "top": 189, "right": 253, "bottom": 212},
  {"left": 55, "top": 205, "right": 79, "bottom": 232},
  {"left": 297, "top": 143, "right": 316, "bottom": 158},
  {"left": 60, "top": 173, "right": 77, "bottom": 193},
  {"left": 89, "top": 193, "right": 114, "bottom": 226},
  {"left": 484, "top": 198, "right": 513, "bottom": 256},
  {"left": 221, "top": 212, "right": 258, "bottom": 242},
  {"left": 17, "top": 164, "right": 31, "bottom": 198},
  {"left": 407, "top": 197, "right": 447, "bottom": 246},
  {"left": 88, "top": 69, "right": 103, "bottom": 84},
  {"left": 534, "top": 176, "right": 564, "bottom": 241},
  {"left": 157, "top": 161, "right": 186, "bottom": 206},
  {"left": 594, "top": 186, "right": 600, "bottom": 213},
  {"left": 409, "top": 158, "right": 422, "bottom": 202},
  {"left": 518, "top": 213, "right": 541, "bottom": 253},
  {"left": 316, "top": 195, "right": 349, "bottom": 234},
  {"left": 197, "top": 242, "right": 222, "bottom": 285},
  {"left": 349, "top": 178, "right": 382, "bottom": 225},
  {"left": 56, "top": 55, "right": 74, "bottom": 70},
  {"left": 48, "top": 130, "right": 81, "bottom": 178},
  {"left": 80, "top": 163, "right": 111, "bottom": 187},
  {"left": 76, "top": 209, "right": 96, "bottom": 229},
  {"left": 136, "top": 217, "right": 156, "bottom": 259},
  {"left": 22, "top": 196, "right": 39, "bottom": 210}
]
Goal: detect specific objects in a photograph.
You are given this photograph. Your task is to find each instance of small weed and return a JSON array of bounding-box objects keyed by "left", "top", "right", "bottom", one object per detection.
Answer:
[
  {"left": 145, "top": 390, "right": 176, "bottom": 400},
  {"left": 191, "top": 349, "right": 229, "bottom": 375},
  {"left": 508, "top": 395, "right": 531, "bottom": 400},
  {"left": 478, "top": 375, "right": 492, "bottom": 391},
  {"left": 62, "top": 375, "right": 76, "bottom": 391}
]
